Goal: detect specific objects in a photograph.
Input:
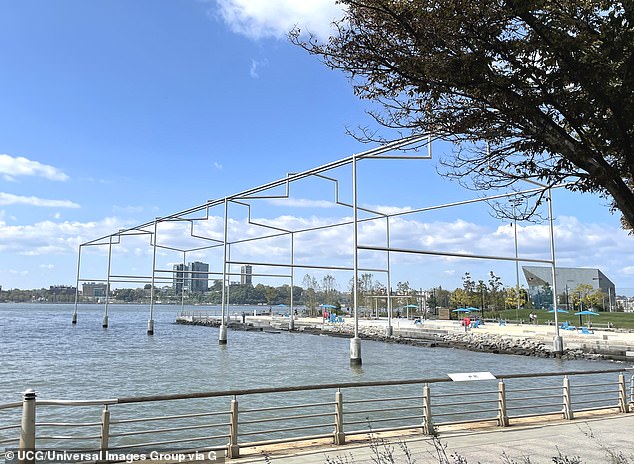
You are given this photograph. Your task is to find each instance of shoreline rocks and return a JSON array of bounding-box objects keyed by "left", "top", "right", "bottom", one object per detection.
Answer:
[{"left": 176, "top": 317, "right": 620, "bottom": 362}]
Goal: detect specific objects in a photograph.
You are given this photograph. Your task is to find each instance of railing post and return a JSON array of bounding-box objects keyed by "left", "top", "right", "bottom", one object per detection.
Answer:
[
  {"left": 618, "top": 373, "right": 629, "bottom": 413},
  {"left": 630, "top": 375, "right": 634, "bottom": 411},
  {"left": 562, "top": 376, "right": 574, "bottom": 420},
  {"left": 228, "top": 397, "right": 239, "bottom": 458},
  {"left": 334, "top": 390, "right": 345, "bottom": 445},
  {"left": 497, "top": 380, "right": 509, "bottom": 427},
  {"left": 100, "top": 405, "right": 110, "bottom": 457},
  {"left": 422, "top": 383, "right": 433, "bottom": 435},
  {"left": 18, "top": 389, "right": 36, "bottom": 464}
]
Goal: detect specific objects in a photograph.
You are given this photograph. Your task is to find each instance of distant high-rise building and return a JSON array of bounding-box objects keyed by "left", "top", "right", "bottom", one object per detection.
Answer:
[
  {"left": 173, "top": 262, "right": 209, "bottom": 294},
  {"left": 189, "top": 261, "right": 209, "bottom": 293},
  {"left": 241, "top": 265, "right": 253, "bottom": 286},
  {"left": 173, "top": 264, "right": 187, "bottom": 294},
  {"left": 82, "top": 282, "right": 107, "bottom": 299}
]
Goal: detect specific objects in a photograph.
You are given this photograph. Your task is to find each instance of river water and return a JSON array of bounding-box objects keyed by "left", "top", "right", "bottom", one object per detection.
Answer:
[
  {"left": 0, "top": 303, "right": 622, "bottom": 450},
  {"left": 0, "top": 303, "right": 619, "bottom": 402}
]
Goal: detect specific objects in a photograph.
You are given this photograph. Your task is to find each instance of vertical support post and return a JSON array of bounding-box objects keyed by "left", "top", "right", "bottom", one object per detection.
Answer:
[
  {"left": 385, "top": 217, "right": 393, "bottom": 337},
  {"left": 422, "top": 383, "right": 432, "bottom": 435},
  {"left": 630, "top": 375, "right": 634, "bottom": 410},
  {"left": 562, "top": 376, "right": 574, "bottom": 420},
  {"left": 618, "top": 373, "right": 629, "bottom": 413},
  {"left": 148, "top": 220, "right": 159, "bottom": 335},
  {"left": 350, "top": 154, "right": 362, "bottom": 366},
  {"left": 228, "top": 397, "right": 239, "bottom": 458},
  {"left": 18, "top": 389, "right": 36, "bottom": 464},
  {"left": 548, "top": 189, "right": 563, "bottom": 354},
  {"left": 102, "top": 236, "right": 113, "bottom": 329},
  {"left": 100, "top": 405, "right": 110, "bottom": 455},
  {"left": 334, "top": 390, "right": 345, "bottom": 445},
  {"left": 497, "top": 380, "right": 509, "bottom": 427},
  {"left": 219, "top": 198, "right": 229, "bottom": 345},
  {"left": 289, "top": 233, "right": 295, "bottom": 331},
  {"left": 72, "top": 246, "right": 82, "bottom": 324}
]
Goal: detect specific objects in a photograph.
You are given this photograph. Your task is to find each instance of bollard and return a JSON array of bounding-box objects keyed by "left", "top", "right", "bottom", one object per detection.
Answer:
[
  {"left": 385, "top": 325, "right": 393, "bottom": 337},
  {"left": 422, "top": 384, "right": 433, "bottom": 435},
  {"left": 147, "top": 319, "right": 154, "bottom": 335},
  {"left": 102, "top": 315, "right": 109, "bottom": 329},
  {"left": 71, "top": 312, "right": 77, "bottom": 324},
  {"left": 618, "top": 373, "right": 629, "bottom": 413},
  {"left": 562, "top": 376, "right": 574, "bottom": 420},
  {"left": 100, "top": 405, "right": 110, "bottom": 457},
  {"left": 18, "top": 389, "right": 36, "bottom": 464},
  {"left": 228, "top": 397, "right": 239, "bottom": 458},
  {"left": 334, "top": 390, "right": 345, "bottom": 445},
  {"left": 218, "top": 324, "right": 228, "bottom": 345},
  {"left": 288, "top": 317, "right": 294, "bottom": 331},
  {"left": 497, "top": 381, "right": 509, "bottom": 427},
  {"left": 349, "top": 337, "right": 362, "bottom": 366}
]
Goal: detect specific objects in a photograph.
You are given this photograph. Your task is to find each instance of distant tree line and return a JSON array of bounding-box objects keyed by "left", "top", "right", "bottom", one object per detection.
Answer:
[{"left": 0, "top": 271, "right": 618, "bottom": 313}]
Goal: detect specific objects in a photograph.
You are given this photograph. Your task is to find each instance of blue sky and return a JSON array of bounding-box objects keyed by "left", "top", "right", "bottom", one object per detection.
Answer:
[{"left": 1, "top": 0, "right": 634, "bottom": 295}]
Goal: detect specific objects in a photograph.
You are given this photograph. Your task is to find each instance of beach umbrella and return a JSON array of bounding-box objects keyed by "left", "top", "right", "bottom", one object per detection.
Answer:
[
  {"left": 402, "top": 304, "right": 418, "bottom": 308},
  {"left": 320, "top": 304, "right": 336, "bottom": 309},
  {"left": 466, "top": 307, "right": 480, "bottom": 311},
  {"left": 574, "top": 310, "right": 600, "bottom": 328},
  {"left": 452, "top": 308, "right": 471, "bottom": 313},
  {"left": 547, "top": 309, "right": 569, "bottom": 313}
]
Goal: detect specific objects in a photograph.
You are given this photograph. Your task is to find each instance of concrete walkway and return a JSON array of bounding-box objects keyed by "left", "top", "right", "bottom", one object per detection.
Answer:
[{"left": 231, "top": 413, "right": 634, "bottom": 464}]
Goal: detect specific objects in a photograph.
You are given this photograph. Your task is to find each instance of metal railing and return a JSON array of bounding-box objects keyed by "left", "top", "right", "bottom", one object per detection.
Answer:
[{"left": 1, "top": 368, "right": 632, "bottom": 462}]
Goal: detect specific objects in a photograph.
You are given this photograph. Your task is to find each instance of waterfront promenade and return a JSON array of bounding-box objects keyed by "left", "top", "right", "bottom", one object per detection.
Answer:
[{"left": 231, "top": 413, "right": 634, "bottom": 463}]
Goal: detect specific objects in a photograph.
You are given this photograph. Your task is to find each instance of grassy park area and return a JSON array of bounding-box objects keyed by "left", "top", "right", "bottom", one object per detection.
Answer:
[{"left": 493, "top": 308, "right": 634, "bottom": 330}]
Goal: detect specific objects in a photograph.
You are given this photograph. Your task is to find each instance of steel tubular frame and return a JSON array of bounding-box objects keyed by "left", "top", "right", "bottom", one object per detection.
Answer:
[{"left": 71, "top": 135, "right": 568, "bottom": 360}]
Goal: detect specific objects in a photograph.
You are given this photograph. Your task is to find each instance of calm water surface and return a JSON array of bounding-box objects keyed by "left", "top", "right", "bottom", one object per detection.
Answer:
[{"left": 0, "top": 303, "right": 618, "bottom": 404}]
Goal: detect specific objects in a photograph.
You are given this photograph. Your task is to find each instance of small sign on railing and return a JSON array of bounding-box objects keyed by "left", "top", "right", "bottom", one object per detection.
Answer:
[{"left": 448, "top": 372, "right": 496, "bottom": 381}]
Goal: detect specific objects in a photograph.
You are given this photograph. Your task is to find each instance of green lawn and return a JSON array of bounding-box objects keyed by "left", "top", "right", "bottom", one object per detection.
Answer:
[{"left": 487, "top": 308, "right": 634, "bottom": 330}]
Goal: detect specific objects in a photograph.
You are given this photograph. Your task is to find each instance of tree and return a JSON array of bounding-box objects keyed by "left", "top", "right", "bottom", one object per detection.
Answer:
[
  {"left": 293, "top": 1, "right": 634, "bottom": 228},
  {"left": 302, "top": 274, "right": 319, "bottom": 316}
]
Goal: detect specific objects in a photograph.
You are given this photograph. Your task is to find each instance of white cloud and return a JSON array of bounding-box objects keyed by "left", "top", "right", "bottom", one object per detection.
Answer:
[
  {"left": 0, "top": 154, "right": 69, "bottom": 181},
  {"left": 0, "top": 192, "right": 80, "bottom": 208},
  {"left": 214, "top": 0, "right": 345, "bottom": 40},
  {"left": 213, "top": 161, "right": 223, "bottom": 170},
  {"left": 0, "top": 216, "right": 134, "bottom": 257},
  {"left": 249, "top": 58, "right": 268, "bottom": 78}
]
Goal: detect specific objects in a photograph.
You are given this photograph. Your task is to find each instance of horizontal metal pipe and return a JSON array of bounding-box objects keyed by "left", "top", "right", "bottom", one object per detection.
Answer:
[
  {"left": 36, "top": 435, "right": 101, "bottom": 440},
  {"left": 0, "top": 424, "right": 21, "bottom": 431},
  {"left": 238, "top": 412, "right": 333, "bottom": 426},
  {"left": 508, "top": 411, "right": 562, "bottom": 419},
  {"left": 506, "top": 386, "right": 561, "bottom": 393},
  {"left": 344, "top": 414, "right": 421, "bottom": 426},
  {"left": 572, "top": 382, "right": 617, "bottom": 389},
  {"left": 344, "top": 396, "right": 421, "bottom": 404},
  {"left": 572, "top": 399, "right": 618, "bottom": 406},
  {"left": 0, "top": 402, "right": 21, "bottom": 410},
  {"left": 345, "top": 405, "right": 420, "bottom": 415},
  {"left": 111, "top": 410, "right": 229, "bottom": 424},
  {"left": 238, "top": 422, "right": 334, "bottom": 437},
  {"left": 35, "top": 422, "right": 101, "bottom": 427},
  {"left": 507, "top": 394, "right": 562, "bottom": 402},
  {"left": 239, "top": 401, "right": 333, "bottom": 414},
  {"left": 109, "top": 434, "right": 230, "bottom": 450},
  {"left": 434, "top": 408, "right": 500, "bottom": 417},
  {"left": 109, "top": 422, "right": 228, "bottom": 438},
  {"left": 506, "top": 403, "right": 561, "bottom": 411}
]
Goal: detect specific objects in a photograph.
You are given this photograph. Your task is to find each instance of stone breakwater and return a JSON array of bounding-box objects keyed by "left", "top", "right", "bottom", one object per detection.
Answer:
[
  {"left": 303, "top": 322, "right": 608, "bottom": 360},
  {"left": 176, "top": 316, "right": 613, "bottom": 361}
]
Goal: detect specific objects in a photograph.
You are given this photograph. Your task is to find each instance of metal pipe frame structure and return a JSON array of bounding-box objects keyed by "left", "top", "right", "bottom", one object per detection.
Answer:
[{"left": 73, "top": 135, "right": 567, "bottom": 364}]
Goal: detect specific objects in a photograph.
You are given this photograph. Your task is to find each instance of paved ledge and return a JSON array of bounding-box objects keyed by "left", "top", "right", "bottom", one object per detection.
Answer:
[{"left": 230, "top": 412, "right": 634, "bottom": 464}]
